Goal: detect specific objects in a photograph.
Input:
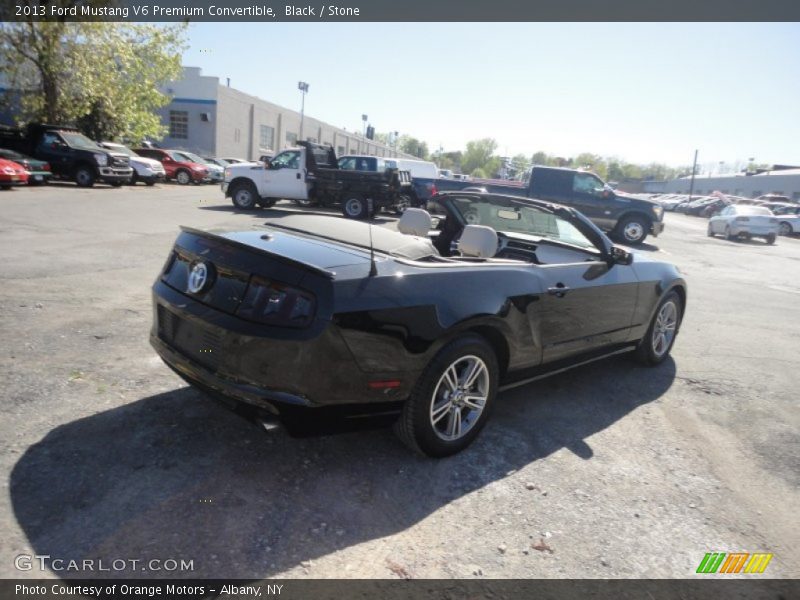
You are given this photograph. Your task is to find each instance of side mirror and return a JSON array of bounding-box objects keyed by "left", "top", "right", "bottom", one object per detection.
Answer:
[{"left": 608, "top": 245, "right": 633, "bottom": 266}]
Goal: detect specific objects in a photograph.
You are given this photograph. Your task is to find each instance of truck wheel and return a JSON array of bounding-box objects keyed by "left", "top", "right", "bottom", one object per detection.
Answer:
[
  {"left": 614, "top": 214, "right": 650, "bottom": 245},
  {"left": 231, "top": 182, "right": 259, "bottom": 210},
  {"left": 394, "top": 334, "right": 498, "bottom": 457},
  {"left": 128, "top": 172, "right": 138, "bottom": 186},
  {"left": 394, "top": 194, "right": 412, "bottom": 215},
  {"left": 74, "top": 166, "right": 95, "bottom": 188},
  {"left": 175, "top": 169, "right": 192, "bottom": 185},
  {"left": 343, "top": 196, "right": 369, "bottom": 219}
]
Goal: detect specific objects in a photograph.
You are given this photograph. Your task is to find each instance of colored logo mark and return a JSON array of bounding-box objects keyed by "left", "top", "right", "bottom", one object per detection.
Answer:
[{"left": 696, "top": 552, "right": 773, "bottom": 574}]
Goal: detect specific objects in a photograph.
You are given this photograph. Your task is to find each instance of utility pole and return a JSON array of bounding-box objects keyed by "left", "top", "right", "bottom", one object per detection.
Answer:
[
  {"left": 298, "top": 81, "right": 309, "bottom": 141},
  {"left": 688, "top": 149, "right": 698, "bottom": 200}
]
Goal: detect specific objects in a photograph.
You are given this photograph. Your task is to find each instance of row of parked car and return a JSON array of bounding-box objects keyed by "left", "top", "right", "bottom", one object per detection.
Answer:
[
  {"left": 0, "top": 123, "right": 254, "bottom": 190},
  {"left": 650, "top": 192, "right": 800, "bottom": 241}
]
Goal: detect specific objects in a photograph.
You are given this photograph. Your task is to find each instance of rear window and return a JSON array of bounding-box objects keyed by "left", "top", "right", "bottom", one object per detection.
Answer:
[{"left": 736, "top": 206, "right": 773, "bottom": 216}]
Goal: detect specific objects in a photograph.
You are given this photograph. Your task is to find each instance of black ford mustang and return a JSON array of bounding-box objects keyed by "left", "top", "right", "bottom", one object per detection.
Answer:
[{"left": 151, "top": 192, "right": 686, "bottom": 457}]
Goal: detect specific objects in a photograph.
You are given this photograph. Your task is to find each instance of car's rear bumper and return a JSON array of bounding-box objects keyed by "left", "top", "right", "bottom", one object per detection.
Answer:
[
  {"left": 730, "top": 226, "right": 778, "bottom": 236},
  {"left": 151, "top": 281, "right": 416, "bottom": 414}
]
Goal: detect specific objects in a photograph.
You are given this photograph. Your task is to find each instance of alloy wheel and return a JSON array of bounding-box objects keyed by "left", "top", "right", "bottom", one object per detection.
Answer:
[
  {"left": 651, "top": 300, "right": 678, "bottom": 358},
  {"left": 429, "top": 355, "right": 489, "bottom": 441},
  {"left": 624, "top": 221, "right": 645, "bottom": 243}
]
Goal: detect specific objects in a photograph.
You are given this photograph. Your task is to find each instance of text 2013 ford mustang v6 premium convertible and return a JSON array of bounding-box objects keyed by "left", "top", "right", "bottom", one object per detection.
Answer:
[{"left": 151, "top": 192, "right": 686, "bottom": 457}]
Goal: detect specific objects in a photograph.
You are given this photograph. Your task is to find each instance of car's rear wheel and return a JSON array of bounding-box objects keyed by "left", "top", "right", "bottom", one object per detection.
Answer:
[
  {"left": 231, "top": 182, "right": 259, "bottom": 210},
  {"left": 175, "top": 169, "right": 192, "bottom": 185},
  {"left": 779, "top": 222, "right": 793, "bottom": 236},
  {"left": 634, "top": 291, "right": 682, "bottom": 366},
  {"left": 766, "top": 233, "right": 777, "bottom": 245},
  {"left": 394, "top": 334, "right": 498, "bottom": 457},
  {"left": 342, "top": 196, "right": 369, "bottom": 219},
  {"left": 614, "top": 214, "right": 650, "bottom": 245}
]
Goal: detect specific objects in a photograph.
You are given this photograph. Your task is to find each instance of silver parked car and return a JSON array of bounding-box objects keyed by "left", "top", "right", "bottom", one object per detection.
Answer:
[{"left": 707, "top": 205, "right": 779, "bottom": 244}]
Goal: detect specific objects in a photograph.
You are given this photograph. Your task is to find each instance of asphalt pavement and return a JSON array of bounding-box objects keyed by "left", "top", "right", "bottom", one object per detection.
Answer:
[{"left": 1, "top": 182, "right": 797, "bottom": 579}]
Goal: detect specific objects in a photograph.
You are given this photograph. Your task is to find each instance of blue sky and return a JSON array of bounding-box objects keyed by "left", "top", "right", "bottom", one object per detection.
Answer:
[{"left": 182, "top": 23, "right": 800, "bottom": 168}]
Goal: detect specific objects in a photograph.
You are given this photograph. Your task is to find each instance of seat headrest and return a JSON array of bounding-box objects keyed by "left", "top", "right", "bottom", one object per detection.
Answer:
[
  {"left": 458, "top": 225, "right": 498, "bottom": 258},
  {"left": 397, "top": 208, "right": 432, "bottom": 237}
]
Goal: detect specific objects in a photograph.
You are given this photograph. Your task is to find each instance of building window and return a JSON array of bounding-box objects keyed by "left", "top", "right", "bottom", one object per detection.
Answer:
[
  {"left": 337, "top": 146, "right": 345, "bottom": 156},
  {"left": 260, "top": 125, "right": 275, "bottom": 150},
  {"left": 286, "top": 132, "right": 297, "bottom": 146},
  {"left": 169, "top": 111, "right": 188, "bottom": 139}
]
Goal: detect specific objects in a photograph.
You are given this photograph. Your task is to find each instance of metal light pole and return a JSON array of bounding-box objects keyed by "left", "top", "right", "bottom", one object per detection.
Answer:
[
  {"left": 362, "top": 114, "right": 368, "bottom": 137},
  {"left": 688, "top": 149, "right": 698, "bottom": 200},
  {"left": 298, "top": 81, "right": 309, "bottom": 141}
]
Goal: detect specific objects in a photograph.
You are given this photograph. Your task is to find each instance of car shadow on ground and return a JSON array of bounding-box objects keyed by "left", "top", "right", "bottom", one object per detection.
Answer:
[{"left": 10, "top": 355, "right": 675, "bottom": 578}]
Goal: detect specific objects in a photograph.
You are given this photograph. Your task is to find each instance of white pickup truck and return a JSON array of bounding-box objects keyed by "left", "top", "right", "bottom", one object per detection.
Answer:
[{"left": 221, "top": 142, "right": 416, "bottom": 219}]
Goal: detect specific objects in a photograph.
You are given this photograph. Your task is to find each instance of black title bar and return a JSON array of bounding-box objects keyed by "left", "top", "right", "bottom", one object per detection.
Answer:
[{"left": 2, "top": 0, "right": 800, "bottom": 22}]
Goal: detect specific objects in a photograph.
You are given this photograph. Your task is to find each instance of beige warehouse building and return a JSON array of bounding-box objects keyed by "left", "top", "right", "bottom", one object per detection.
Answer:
[{"left": 157, "top": 67, "right": 410, "bottom": 161}]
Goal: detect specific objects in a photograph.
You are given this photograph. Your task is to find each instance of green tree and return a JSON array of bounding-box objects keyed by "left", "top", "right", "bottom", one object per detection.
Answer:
[
  {"left": 399, "top": 135, "right": 429, "bottom": 159},
  {"left": 471, "top": 167, "right": 487, "bottom": 178},
  {"left": 461, "top": 138, "right": 498, "bottom": 174},
  {"left": 531, "top": 151, "right": 550, "bottom": 165},
  {"left": 1, "top": 20, "right": 186, "bottom": 143}
]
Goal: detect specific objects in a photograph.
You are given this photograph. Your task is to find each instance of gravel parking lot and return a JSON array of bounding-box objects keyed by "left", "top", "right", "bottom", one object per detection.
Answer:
[{"left": 1, "top": 183, "right": 798, "bottom": 579}]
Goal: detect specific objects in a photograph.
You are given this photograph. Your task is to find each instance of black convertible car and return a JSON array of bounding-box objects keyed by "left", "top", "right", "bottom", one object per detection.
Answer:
[{"left": 151, "top": 192, "right": 686, "bottom": 457}]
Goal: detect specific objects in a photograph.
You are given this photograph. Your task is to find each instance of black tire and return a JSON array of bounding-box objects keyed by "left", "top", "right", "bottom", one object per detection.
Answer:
[
  {"left": 110, "top": 181, "right": 123, "bottom": 187},
  {"left": 778, "top": 222, "right": 793, "bottom": 236},
  {"left": 725, "top": 225, "right": 735, "bottom": 241},
  {"left": 145, "top": 180, "right": 156, "bottom": 187},
  {"left": 613, "top": 214, "right": 650, "bottom": 245},
  {"left": 766, "top": 233, "right": 776, "bottom": 245},
  {"left": 707, "top": 223, "right": 715, "bottom": 237},
  {"left": 230, "top": 182, "right": 259, "bottom": 210},
  {"left": 634, "top": 290, "right": 682, "bottom": 366},
  {"left": 175, "top": 169, "right": 192, "bottom": 185},
  {"left": 128, "top": 171, "right": 139, "bottom": 185},
  {"left": 394, "top": 334, "right": 498, "bottom": 458},
  {"left": 394, "top": 194, "right": 412, "bottom": 215},
  {"left": 74, "top": 166, "right": 95, "bottom": 188},
  {"left": 342, "top": 196, "right": 369, "bottom": 220}
]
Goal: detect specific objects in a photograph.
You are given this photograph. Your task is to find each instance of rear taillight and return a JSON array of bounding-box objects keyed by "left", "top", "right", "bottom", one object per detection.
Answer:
[
  {"left": 735, "top": 216, "right": 750, "bottom": 222},
  {"left": 43, "top": 163, "right": 51, "bottom": 171},
  {"left": 237, "top": 276, "right": 316, "bottom": 327}
]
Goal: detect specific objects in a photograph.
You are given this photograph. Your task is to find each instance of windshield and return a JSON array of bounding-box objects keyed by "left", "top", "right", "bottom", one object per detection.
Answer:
[
  {"left": 105, "top": 143, "right": 136, "bottom": 157},
  {"left": 176, "top": 151, "right": 207, "bottom": 164},
  {"left": 447, "top": 196, "right": 596, "bottom": 249},
  {"left": 60, "top": 132, "right": 103, "bottom": 151}
]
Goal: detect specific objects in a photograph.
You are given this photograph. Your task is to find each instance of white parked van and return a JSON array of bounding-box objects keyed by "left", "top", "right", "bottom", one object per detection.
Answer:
[{"left": 384, "top": 158, "right": 439, "bottom": 180}]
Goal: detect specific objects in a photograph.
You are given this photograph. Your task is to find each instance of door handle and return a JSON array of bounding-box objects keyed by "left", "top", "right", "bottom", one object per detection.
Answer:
[
  {"left": 296, "top": 173, "right": 301, "bottom": 179},
  {"left": 547, "top": 284, "right": 570, "bottom": 297}
]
